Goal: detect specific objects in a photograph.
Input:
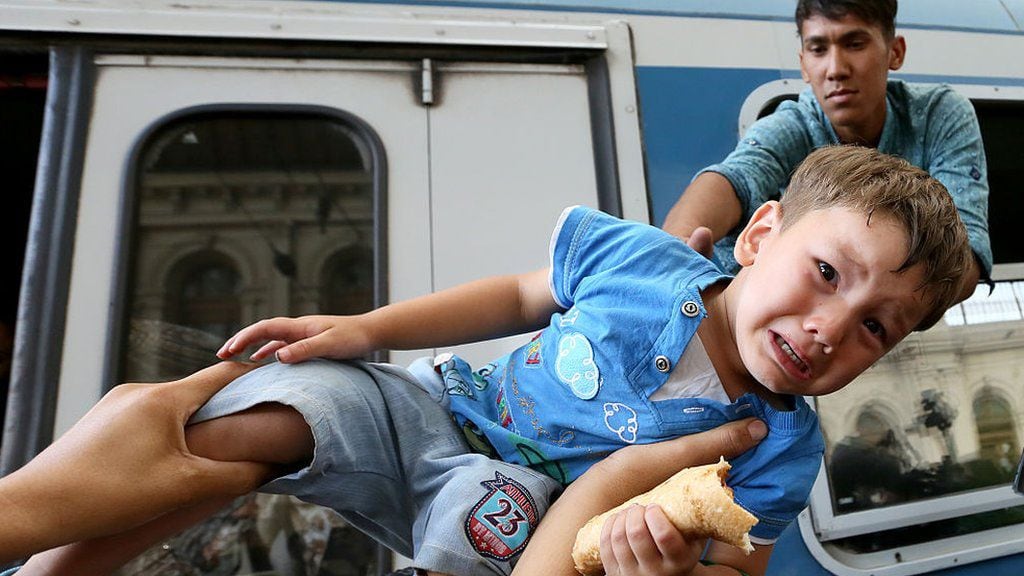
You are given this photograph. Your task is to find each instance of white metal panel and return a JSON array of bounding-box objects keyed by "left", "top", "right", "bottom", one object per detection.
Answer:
[
  {"left": 900, "top": 29, "right": 1024, "bottom": 80},
  {"left": 57, "top": 56, "right": 431, "bottom": 435},
  {"left": 630, "top": 16, "right": 795, "bottom": 69},
  {"left": 425, "top": 60, "right": 599, "bottom": 366},
  {"left": 0, "top": 0, "right": 608, "bottom": 49},
  {"left": 603, "top": 19, "right": 648, "bottom": 224}
]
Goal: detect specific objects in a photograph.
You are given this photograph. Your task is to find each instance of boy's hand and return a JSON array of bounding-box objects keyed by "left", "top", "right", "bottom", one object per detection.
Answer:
[
  {"left": 217, "top": 315, "right": 372, "bottom": 363},
  {"left": 3, "top": 362, "right": 272, "bottom": 561},
  {"left": 599, "top": 505, "right": 703, "bottom": 576}
]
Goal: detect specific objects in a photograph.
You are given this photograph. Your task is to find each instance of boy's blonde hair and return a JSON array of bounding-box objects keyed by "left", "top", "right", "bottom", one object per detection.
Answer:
[{"left": 780, "top": 145, "right": 971, "bottom": 331}]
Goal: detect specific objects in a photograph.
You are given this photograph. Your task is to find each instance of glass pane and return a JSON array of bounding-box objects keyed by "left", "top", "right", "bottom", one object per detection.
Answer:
[
  {"left": 119, "top": 111, "right": 380, "bottom": 575},
  {"left": 123, "top": 112, "right": 375, "bottom": 381},
  {"left": 818, "top": 280, "right": 1024, "bottom": 516}
]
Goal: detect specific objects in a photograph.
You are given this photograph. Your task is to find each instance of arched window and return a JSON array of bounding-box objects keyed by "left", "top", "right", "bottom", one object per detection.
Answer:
[
  {"left": 828, "top": 408, "right": 907, "bottom": 513},
  {"left": 122, "top": 110, "right": 380, "bottom": 383},
  {"left": 321, "top": 246, "right": 375, "bottom": 316},
  {"left": 973, "top": 391, "right": 1020, "bottom": 477},
  {"left": 169, "top": 251, "right": 242, "bottom": 340}
]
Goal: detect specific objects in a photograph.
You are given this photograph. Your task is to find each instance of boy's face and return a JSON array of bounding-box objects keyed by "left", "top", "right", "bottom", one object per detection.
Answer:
[
  {"left": 799, "top": 13, "right": 905, "bottom": 142},
  {"left": 728, "top": 204, "right": 929, "bottom": 397}
]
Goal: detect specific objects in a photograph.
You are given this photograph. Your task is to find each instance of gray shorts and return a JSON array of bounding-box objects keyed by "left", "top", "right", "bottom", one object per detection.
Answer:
[{"left": 190, "top": 359, "right": 563, "bottom": 576}]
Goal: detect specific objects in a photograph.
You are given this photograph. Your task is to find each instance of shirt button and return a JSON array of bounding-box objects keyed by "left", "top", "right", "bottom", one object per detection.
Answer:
[
  {"left": 681, "top": 300, "right": 700, "bottom": 317},
  {"left": 655, "top": 355, "right": 671, "bottom": 372}
]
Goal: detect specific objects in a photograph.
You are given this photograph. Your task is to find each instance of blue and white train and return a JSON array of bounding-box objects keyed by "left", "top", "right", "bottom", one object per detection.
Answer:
[{"left": 1, "top": 1, "right": 1022, "bottom": 574}]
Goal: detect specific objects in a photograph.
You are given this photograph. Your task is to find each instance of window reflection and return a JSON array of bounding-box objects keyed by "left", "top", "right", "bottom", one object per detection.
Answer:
[
  {"left": 974, "top": 391, "right": 1020, "bottom": 476},
  {"left": 123, "top": 112, "right": 375, "bottom": 382},
  {"left": 819, "top": 280, "right": 1024, "bottom": 515},
  {"left": 170, "top": 251, "right": 241, "bottom": 340},
  {"left": 119, "top": 111, "right": 380, "bottom": 575}
]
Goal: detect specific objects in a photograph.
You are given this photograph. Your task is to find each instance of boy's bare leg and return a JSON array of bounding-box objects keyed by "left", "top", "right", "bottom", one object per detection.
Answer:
[{"left": 19, "top": 403, "right": 313, "bottom": 576}]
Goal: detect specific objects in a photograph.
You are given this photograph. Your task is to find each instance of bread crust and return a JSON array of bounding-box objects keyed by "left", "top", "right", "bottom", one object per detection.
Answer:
[{"left": 571, "top": 457, "right": 757, "bottom": 575}]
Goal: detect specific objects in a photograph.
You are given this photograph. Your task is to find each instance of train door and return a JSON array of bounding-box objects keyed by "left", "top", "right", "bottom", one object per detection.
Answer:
[{"left": 1, "top": 26, "right": 644, "bottom": 570}]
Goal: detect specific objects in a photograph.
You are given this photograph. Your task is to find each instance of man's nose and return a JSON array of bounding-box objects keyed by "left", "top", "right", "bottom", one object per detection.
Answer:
[{"left": 825, "top": 48, "right": 850, "bottom": 79}]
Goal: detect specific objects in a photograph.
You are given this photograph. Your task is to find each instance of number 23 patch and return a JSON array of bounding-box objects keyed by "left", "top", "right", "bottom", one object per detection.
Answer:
[{"left": 465, "top": 472, "right": 539, "bottom": 561}]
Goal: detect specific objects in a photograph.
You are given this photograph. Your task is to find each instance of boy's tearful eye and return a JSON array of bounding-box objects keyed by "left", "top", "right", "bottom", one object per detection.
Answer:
[
  {"left": 818, "top": 262, "right": 837, "bottom": 284},
  {"left": 863, "top": 319, "right": 885, "bottom": 338}
]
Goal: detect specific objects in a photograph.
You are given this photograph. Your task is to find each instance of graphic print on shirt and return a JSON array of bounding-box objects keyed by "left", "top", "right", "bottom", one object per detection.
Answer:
[
  {"left": 496, "top": 387, "right": 514, "bottom": 429},
  {"left": 472, "top": 367, "right": 493, "bottom": 391},
  {"left": 515, "top": 440, "right": 570, "bottom": 485},
  {"left": 503, "top": 359, "right": 577, "bottom": 456},
  {"left": 559, "top": 307, "right": 580, "bottom": 327},
  {"left": 437, "top": 354, "right": 474, "bottom": 399},
  {"left": 524, "top": 333, "right": 542, "bottom": 367},
  {"left": 555, "top": 332, "right": 600, "bottom": 399},
  {"left": 462, "top": 420, "right": 499, "bottom": 458},
  {"left": 603, "top": 402, "right": 639, "bottom": 443},
  {"left": 465, "top": 472, "right": 539, "bottom": 561}
]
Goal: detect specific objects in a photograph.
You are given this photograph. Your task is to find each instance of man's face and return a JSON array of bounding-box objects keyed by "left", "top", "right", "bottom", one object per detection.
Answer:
[
  {"left": 798, "top": 13, "right": 905, "bottom": 143},
  {"left": 728, "top": 205, "right": 928, "bottom": 397}
]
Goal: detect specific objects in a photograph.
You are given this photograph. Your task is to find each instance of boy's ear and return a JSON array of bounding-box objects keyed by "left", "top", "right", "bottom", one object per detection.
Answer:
[{"left": 734, "top": 201, "right": 782, "bottom": 266}]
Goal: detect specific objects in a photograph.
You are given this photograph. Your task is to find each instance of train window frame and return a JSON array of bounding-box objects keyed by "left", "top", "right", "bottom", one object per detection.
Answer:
[{"left": 738, "top": 79, "right": 1024, "bottom": 574}]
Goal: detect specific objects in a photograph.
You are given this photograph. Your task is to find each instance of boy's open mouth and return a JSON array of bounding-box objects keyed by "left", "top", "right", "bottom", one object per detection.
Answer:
[{"left": 773, "top": 332, "right": 810, "bottom": 377}]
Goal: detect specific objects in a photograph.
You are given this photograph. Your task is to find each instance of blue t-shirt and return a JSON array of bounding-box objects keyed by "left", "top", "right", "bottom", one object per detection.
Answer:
[
  {"left": 700, "top": 79, "right": 991, "bottom": 276},
  {"left": 441, "top": 206, "right": 824, "bottom": 542}
]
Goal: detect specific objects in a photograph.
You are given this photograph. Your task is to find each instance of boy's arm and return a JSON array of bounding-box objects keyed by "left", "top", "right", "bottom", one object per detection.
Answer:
[
  {"left": 219, "top": 267, "right": 559, "bottom": 363},
  {"left": 512, "top": 419, "right": 768, "bottom": 576}
]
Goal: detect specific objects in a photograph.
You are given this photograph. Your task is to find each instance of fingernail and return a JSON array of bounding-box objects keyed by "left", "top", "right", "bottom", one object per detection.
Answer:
[{"left": 748, "top": 419, "right": 768, "bottom": 441}]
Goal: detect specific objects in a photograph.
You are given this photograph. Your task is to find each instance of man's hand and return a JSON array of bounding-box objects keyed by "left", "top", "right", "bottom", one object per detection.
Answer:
[
  {"left": 683, "top": 226, "right": 714, "bottom": 260},
  {"left": 2, "top": 362, "right": 272, "bottom": 562}
]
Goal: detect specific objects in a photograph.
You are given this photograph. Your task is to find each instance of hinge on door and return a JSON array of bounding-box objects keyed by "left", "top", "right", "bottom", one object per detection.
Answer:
[{"left": 421, "top": 58, "right": 434, "bottom": 106}]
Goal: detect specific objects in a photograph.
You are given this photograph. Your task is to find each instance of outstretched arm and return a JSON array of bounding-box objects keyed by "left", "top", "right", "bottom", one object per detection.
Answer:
[
  {"left": 219, "top": 267, "right": 559, "bottom": 363},
  {"left": 661, "top": 173, "right": 742, "bottom": 244},
  {"left": 0, "top": 362, "right": 272, "bottom": 564},
  {"left": 512, "top": 419, "right": 768, "bottom": 576}
]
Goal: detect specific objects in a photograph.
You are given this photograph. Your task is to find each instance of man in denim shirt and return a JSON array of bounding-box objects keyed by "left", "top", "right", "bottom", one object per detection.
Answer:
[{"left": 663, "top": 0, "right": 991, "bottom": 297}]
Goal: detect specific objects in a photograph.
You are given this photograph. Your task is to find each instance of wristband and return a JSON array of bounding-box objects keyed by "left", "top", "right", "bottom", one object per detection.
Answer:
[{"left": 700, "top": 559, "right": 751, "bottom": 576}]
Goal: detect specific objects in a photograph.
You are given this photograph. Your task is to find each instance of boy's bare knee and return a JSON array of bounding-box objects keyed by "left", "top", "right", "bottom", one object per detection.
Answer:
[{"left": 185, "top": 402, "right": 314, "bottom": 468}]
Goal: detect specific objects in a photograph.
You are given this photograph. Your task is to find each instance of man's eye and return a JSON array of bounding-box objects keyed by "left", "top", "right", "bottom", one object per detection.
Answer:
[{"left": 818, "top": 262, "right": 837, "bottom": 283}]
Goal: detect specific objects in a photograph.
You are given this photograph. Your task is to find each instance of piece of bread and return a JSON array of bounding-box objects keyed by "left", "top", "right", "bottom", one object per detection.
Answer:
[{"left": 571, "top": 457, "right": 757, "bottom": 575}]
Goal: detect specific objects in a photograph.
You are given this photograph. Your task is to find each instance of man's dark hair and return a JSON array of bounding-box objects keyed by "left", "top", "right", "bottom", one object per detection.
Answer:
[{"left": 796, "top": 0, "right": 898, "bottom": 39}]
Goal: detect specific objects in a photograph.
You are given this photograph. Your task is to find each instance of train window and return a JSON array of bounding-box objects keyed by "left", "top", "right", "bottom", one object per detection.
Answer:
[
  {"left": 805, "top": 95, "right": 1024, "bottom": 571},
  {"left": 121, "top": 111, "right": 377, "bottom": 381},
  {"left": 742, "top": 82, "right": 1024, "bottom": 571},
  {"left": 118, "top": 110, "right": 383, "bottom": 574}
]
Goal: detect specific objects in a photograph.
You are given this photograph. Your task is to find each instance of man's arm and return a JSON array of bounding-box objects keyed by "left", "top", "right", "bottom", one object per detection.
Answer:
[
  {"left": 512, "top": 419, "right": 768, "bottom": 576},
  {"left": 0, "top": 362, "right": 271, "bottom": 564},
  {"left": 661, "top": 172, "right": 743, "bottom": 243},
  {"left": 219, "top": 267, "right": 559, "bottom": 363},
  {"left": 923, "top": 88, "right": 992, "bottom": 299}
]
